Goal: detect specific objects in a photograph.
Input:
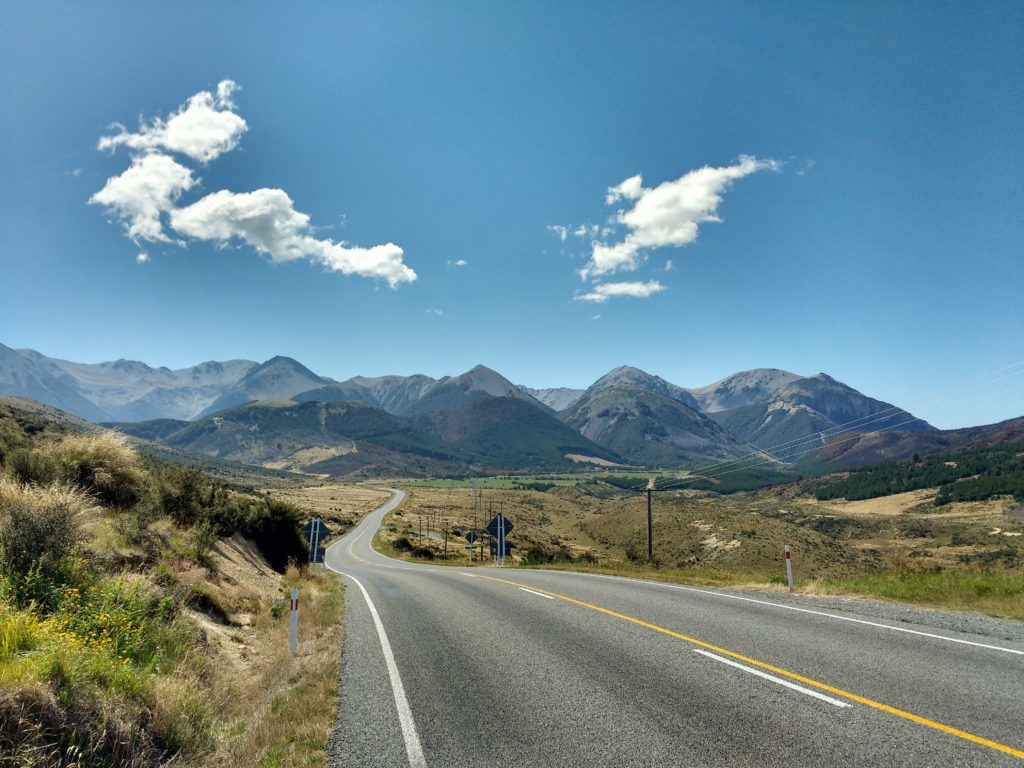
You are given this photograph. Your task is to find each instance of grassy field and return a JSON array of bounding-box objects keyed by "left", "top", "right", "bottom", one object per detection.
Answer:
[{"left": 378, "top": 483, "right": 1024, "bottom": 620}]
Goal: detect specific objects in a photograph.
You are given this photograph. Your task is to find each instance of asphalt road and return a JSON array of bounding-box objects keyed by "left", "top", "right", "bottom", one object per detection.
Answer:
[{"left": 325, "top": 489, "right": 1024, "bottom": 767}]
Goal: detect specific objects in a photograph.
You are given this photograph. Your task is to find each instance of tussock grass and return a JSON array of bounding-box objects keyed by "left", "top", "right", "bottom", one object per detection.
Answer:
[{"left": 8, "top": 431, "right": 145, "bottom": 508}]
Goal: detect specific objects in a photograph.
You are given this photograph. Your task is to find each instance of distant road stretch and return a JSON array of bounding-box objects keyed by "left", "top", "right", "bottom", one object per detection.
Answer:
[{"left": 325, "top": 490, "right": 1024, "bottom": 767}]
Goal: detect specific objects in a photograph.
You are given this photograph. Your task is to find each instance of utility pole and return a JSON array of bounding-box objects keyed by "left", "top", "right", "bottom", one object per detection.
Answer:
[{"left": 634, "top": 478, "right": 669, "bottom": 563}]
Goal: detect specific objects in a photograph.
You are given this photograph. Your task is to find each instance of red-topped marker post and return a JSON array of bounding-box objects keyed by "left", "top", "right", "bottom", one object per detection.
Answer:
[{"left": 290, "top": 588, "right": 299, "bottom": 656}]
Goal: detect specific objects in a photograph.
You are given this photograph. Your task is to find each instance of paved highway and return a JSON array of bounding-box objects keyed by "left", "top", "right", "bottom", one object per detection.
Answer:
[{"left": 325, "top": 489, "right": 1024, "bottom": 767}]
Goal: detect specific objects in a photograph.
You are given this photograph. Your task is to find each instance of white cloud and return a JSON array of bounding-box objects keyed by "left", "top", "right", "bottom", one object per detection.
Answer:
[
  {"left": 447, "top": 258, "right": 468, "bottom": 267},
  {"left": 89, "top": 153, "right": 196, "bottom": 243},
  {"left": 580, "top": 156, "right": 778, "bottom": 280},
  {"left": 576, "top": 280, "right": 666, "bottom": 303},
  {"left": 136, "top": 252, "right": 149, "bottom": 263},
  {"left": 591, "top": 314, "right": 601, "bottom": 320},
  {"left": 605, "top": 173, "right": 643, "bottom": 204},
  {"left": 547, "top": 224, "right": 568, "bottom": 242},
  {"left": 170, "top": 189, "right": 415, "bottom": 287},
  {"left": 91, "top": 80, "right": 416, "bottom": 287},
  {"left": 426, "top": 307, "right": 443, "bottom": 316},
  {"left": 664, "top": 259, "right": 673, "bottom": 272},
  {"left": 98, "top": 80, "right": 246, "bottom": 164}
]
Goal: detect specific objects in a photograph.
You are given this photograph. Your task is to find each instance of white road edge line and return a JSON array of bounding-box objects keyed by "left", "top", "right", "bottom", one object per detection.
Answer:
[
  {"left": 341, "top": 572, "right": 427, "bottom": 768},
  {"left": 576, "top": 572, "right": 1024, "bottom": 657},
  {"left": 519, "top": 587, "right": 555, "bottom": 600},
  {"left": 693, "top": 649, "right": 850, "bottom": 708}
]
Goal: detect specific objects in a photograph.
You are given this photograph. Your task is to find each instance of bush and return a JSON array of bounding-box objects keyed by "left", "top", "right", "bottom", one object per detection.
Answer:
[
  {"left": 189, "top": 521, "right": 218, "bottom": 569},
  {"left": 0, "top": 485, "right": 87, "bottom": 578},
  {"left": 156, "top": 465, "right": 207, "bottom": 526}
]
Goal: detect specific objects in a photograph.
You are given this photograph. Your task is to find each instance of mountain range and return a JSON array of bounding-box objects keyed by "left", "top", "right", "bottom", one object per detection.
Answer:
[{"left": 1, "top": 342, "right": 951, "bottom": 474}]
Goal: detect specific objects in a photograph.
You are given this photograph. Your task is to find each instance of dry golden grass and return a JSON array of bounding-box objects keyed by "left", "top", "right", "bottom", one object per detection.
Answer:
[
  {"left": 263, "top": 483, "right": 391, "bottom": 534},
  {"left": 384, "top": 484, "right": 1024, "bottom": 619},
  {"left": 182, "top": 557, "right": 343, "bottom": 768}
]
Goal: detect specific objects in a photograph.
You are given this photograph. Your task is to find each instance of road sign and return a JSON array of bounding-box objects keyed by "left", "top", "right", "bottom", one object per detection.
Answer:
[
  {"left": 302, "top": 518, "right": 333, "bottom": 540},
  {"left": 489, "top": 541, "right": 513, "bottom": 557},
  {"left": 465, "top": 531, "right": 478, "bottom": 544},
  {"left": 303, "top": 517, "right": 332, "bottom": 564},
  {"left": 486, "top": 514, "right": 513, "bottom": 538}
]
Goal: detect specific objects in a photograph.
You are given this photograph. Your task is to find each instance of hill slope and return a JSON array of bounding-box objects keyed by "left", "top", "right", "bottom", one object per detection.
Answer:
[
  {"left": 196, "top": 357, "right": 332, "bottom": 418},
  {"left": 562, "top": 384, "right": 749, "bottom": 467},
  {"left": 114, "top": 400, "right": 467, "bottom": 476},
  {"left": 710, "top": 373, "right": 935, "bottom": 457},
  {"left": 420, "top": 396, "right": 622, "bottom": 470}
]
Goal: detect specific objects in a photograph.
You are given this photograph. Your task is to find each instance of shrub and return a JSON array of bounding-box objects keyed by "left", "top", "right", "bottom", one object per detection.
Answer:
[
  {"left": 156, "top": 465, "right": 207, "bottom": 527},
  {"left": 189, "top": 521, "right": 218, "bottom": 569},
  {"left": 245, "top": 497, "right": 307, "bottom": 571},
  {"left": 0, "top": 485, "right": 87, "bottom": 578}
]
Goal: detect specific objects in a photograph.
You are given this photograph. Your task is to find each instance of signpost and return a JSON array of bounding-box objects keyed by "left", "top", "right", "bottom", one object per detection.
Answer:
[
  {"left": 784, "top": 544, "right": 794, "bottom": 592},
  {"left": 289, "top": 588, "right": 299, "bottom": 656},
  {"left": 302, "top": 517, "right": 332, "bottom": 565},
  {"left": 486, "top": 512, "right": 513, "bottom": 566}
]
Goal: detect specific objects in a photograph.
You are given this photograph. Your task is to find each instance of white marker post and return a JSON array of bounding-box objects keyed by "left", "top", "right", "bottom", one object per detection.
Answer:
[
  {"left": 784, "top": 545, "right": 794, "bottom": 592},
  {"left": 289, "top": 588, "right": 299, "bottom": 656}
]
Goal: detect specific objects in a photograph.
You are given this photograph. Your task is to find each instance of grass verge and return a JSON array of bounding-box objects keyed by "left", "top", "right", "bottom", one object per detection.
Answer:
[{"left": 199, "top": 565, "right": 343, "bottom": 768}]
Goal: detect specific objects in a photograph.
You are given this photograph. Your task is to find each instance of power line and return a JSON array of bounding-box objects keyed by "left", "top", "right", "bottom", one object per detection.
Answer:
[{"left": 630, "top": 358, "right": 1024, "bottom": 491}]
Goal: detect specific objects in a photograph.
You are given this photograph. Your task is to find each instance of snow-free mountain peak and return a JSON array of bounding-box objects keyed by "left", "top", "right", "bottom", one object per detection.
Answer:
[
  {"left": 587, "top": 365, "right": 700, "bottom": 411},
  {"left": 690, "top": 368, "right": 802, "bottom": 412}
]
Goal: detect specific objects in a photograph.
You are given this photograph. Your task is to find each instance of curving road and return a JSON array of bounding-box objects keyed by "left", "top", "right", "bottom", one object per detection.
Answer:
[{"left": 325, "top": 489, "right": 1024, "bottom": 767}]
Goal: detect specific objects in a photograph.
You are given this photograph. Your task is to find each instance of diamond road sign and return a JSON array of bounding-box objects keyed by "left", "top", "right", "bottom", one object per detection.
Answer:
[
  {"left": 302, "top": 519, "right": 333, "bottom": 540},
  {"left": 486, "top": 514, "right": 513, "bottom": 538},
  {"left": 465, "top": 531, "right": 478, "bottom": 544}
]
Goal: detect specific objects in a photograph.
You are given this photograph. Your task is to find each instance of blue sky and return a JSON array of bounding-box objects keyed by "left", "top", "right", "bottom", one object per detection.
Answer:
[{"left": 1, "top": 1, "right": 1021, "bottom": 429}]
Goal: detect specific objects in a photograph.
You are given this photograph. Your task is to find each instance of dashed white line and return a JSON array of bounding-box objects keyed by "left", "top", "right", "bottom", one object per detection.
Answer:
[
  {"left": 573, "top": 572, "right": 1024, "bottom": 656},
  {"left": 693, "top": 649, "right": 850, "bottom": 708},
  {"left": 519, "top": 587, "right": 555, "bottom": 600}
]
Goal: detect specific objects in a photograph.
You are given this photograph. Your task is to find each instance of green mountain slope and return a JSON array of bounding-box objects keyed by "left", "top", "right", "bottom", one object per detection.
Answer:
[{"left": 421, "top": 396, "right": 622, "bottom": 471}]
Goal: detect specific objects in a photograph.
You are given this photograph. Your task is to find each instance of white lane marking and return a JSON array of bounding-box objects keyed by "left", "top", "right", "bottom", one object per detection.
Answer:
[
  {"left": 459, "top": 573, "right": 477, "bottom": 578},
  {"left": 519, "top": 587, "right": 555, "bottom": 600},
  {"left": 573, "top": 572, "right": 1024, "bottom": 657},
  {"left": 693, "top": 649, "right": 850, "bottom": 708},
  {"left": 342, "top": 573, "right": 427, "bottom": 768}
]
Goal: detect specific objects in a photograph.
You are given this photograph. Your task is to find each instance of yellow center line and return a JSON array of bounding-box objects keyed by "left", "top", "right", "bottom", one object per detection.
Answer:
[{"left": 478, "top": 574, "right": 1024, "bottom": 761}]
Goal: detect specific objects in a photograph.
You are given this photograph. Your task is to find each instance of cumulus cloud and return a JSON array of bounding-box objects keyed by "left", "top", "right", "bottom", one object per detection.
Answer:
[
  {"left": 89, "top": 153, "right": 196, "bottom": 243},
  {"left": 580, "top": 156, "right": 778, "bottom": 280},
  {"left": 90, "top": 80, "right": 415, "bottom": 286},
  {"left": 576, "top": 280, "right": 666, "bottom": 303},
  {"left": 98, "top": 80, "right": 246, "bottom": 164},
  {"left": 170, "top": 189, "right": 414, "bottom": 287},
  {"left": 136, "top": 252, "right": 149, "bottom": 263},
  {"left": 447, "top": 258, "right": 468, "bottom": 267}
]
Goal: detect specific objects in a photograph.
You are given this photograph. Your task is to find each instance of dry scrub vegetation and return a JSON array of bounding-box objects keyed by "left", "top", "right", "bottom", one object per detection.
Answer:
[
  {"left": 383, "top": 483, "right": 1024, "bottom": 619},
  {"left": 0, "top": 402, "right": 345, "bottom": 768}
]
